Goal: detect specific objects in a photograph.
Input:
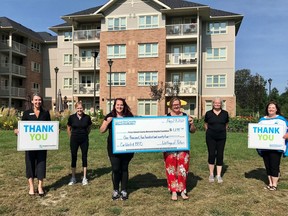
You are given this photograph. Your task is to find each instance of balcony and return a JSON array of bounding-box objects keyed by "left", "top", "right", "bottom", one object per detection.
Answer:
[
  {"left": 73, "top": 57, "right": 100, "bottom": 69},
  {"left": 0, "top": 63, "right": 26, "bottom": 77},
  {"left": 0, "top": 40, "right": 27, "bottom": 55},
  {"left": 73, "top": 83, "right": 100, "bottom": 96},
  {"left": 0, "top": 86, "right": 26, "bottom": 97},
  {"left": 73, "top": 29, "right": 101, "bottom": 43},
  {"left": 165, "top": 81, "right": 198, "bottom": 96},
  {"left": 166, "top": 23, "right": 197, "bottom": 37},
  {"left": 166, "top": 53, "right": 197, "bottom": 68}
]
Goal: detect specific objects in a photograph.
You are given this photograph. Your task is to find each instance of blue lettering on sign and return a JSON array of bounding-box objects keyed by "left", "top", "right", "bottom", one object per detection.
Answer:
[
  {"left": 253, "top": 127, "right": 280, "bottom": 134},
  {"left": 23, "top": 125, "right": 54, "bottom": 133}
]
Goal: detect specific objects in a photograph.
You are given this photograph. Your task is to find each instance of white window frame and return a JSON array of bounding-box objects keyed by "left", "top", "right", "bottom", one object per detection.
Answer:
[
  {"left": 31, "top": 61, "right": 41, "bottom": 73},
  {"left": 32, "top": 82, "right": 40, "bottom": 93},
  {"left": 30, "top": 41, "right": 41, "bottom": 52},
  {"left": 107, "top": 72, "right": 126, "bottom": 86},
  {"left": 64, "top": 54, "right": 73, "bottom": 66},
  {"left": 138, "top": 15, "right": 159, "bottom": 29},
  {"left": 107, "top": 17, "right": 127, "bottom": 31},
  {"left": 206, "top": 47, "right": 227, "bottom": 61},
  {"left": 138, "top": 72, "right": 158, "bottom": 86},
  {"left": 80, "top": 75, "right": 92, "bottom": 87},
  {"left": 207, "top": 22, "right": 227, "bottom": 35},
  {"left": 138, "top": 99, "right": 158, "bottom": 116},
  {"left": 63, "top": 78, "right": 72, "bottom": 89},
  {"left": 64, "top": 32, "right": 72, "bottom": 41},
  {"left": 138, "top": 43, "right": 158, "bottom": 58},
  {"left": 107, "top": 45, "right": 126, "bottom": 58},
  {"left": 206, "top": 74, "right": 226, "bottom": 88}
]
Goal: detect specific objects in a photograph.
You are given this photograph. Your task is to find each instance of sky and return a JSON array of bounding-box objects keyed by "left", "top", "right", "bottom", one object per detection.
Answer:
[{"left": 1, "top": 0, "right": 287, "bottom": 93}]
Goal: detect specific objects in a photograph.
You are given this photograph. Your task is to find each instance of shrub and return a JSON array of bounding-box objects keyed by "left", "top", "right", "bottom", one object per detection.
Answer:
[{"left": 0, "top": 108, "right": 19, "bottom": 130}]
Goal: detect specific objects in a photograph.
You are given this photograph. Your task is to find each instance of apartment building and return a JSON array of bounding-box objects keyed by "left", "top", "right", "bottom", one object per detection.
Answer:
[
  {"left": 49, "top": 0, "right": 243, "bottom": 117},
  {"left": 0, "top": 17, "right": 56, "bottom": 111}
]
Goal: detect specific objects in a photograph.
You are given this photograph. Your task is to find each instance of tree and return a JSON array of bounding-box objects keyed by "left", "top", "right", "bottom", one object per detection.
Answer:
[{"left": 235, "top": 69, "right": 268, "bottom": 116}]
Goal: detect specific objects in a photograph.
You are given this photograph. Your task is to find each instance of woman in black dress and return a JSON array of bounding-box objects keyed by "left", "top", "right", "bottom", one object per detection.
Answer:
[{"left": 14, "top": 93, "right": 51, "bottom": 196}]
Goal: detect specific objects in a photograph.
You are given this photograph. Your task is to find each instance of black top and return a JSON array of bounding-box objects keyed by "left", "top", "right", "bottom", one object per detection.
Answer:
[
  {"left": 204, "top": 109, "right": 229, "bottom": 139},
  {"left": 104, "top": 112, "right": 134, "bottom": 157},
  {"left": 67, "top": 113, "right": 92, "bottom": 136},
  {"left": 22, "top": 108, "right": 51, "bottom": 121}
]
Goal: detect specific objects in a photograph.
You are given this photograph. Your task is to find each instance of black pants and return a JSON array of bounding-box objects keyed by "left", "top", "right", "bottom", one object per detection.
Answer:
[
  {"left": 109, "top": 155, "right": 133, "bottom": 191},
  {"left": 206, "top": 135, "right": 226, "bottom": 166},
  {"left": 25, "top": 150, "right": 47, "bottom": 180},
  {"left": 70, "top": 135, "right": 89, "bottom": 168},
  {"left": 262, "top": 150, "right": 282, "bottom": 177}
]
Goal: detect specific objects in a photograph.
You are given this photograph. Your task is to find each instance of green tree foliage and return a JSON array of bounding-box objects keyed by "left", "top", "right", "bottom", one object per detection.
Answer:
[{"left": 235, "top": 69, "right": 268, "bottom": 116}]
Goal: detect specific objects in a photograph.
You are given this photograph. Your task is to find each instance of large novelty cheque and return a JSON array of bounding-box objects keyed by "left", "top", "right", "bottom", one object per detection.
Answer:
[
  {"left": 248, "top": 123, "right": 286, "bottom": 150},
  {"left": 17, "top": 121, "right": 59, "bottom": 151},
  {"left": 112, "top": 116, "right": 190, "bottom": 153}
]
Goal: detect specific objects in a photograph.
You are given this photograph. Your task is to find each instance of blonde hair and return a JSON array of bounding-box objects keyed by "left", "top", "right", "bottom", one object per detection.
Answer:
[
  {"left": 212, "top": 97, "right": 223, "bottom": 108},
  {"left": 74, "top": 101, "right": 84, "bottom": 109}
]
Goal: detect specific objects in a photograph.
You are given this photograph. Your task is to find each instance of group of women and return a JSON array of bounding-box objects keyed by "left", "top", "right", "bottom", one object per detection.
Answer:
[{"left": 15, "top": 94, "right": 288, "bottom": 200}]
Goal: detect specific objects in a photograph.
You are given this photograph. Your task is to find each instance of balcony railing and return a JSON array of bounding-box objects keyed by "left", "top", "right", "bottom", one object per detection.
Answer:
[
  {"left": 0, "top": 63, "right": 26, "bottom": 76},
  {"left": 73, "top": 29, "right": 101, "bottom": 42},
  {"left": 73, "top": 57, "right": 100, "bottom": 69},
  {"left": 165, "top": 81, "right": 198, "bottom": 95},
  {"left": 0, "top": 86, "right": 26, "bottom": 97},
  {"left": 0, "top": 40, "right": 27, "bottom": 54},
  {"left": 166, "top": 23, "right": 197, "bottom": 36},
  {"left": 166, "top": 53, "right": 197, "bottom": 65},
  {"left": 73, "top": 83, "right": 100, "bottom": 95}
]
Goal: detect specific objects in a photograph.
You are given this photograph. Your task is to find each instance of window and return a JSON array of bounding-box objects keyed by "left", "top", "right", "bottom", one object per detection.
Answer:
[
  {"left": 31, "top": 61, "right": 41, "bottom": 73},
  {"left": 207, "top": 22, "right": 227, "bottom": 34},
  {"left": 138, "top": 43, "right": 158, "bottom": 57},
  {"left": 138, "top": 72, "right": 158, "bottom": 86},
  {"left": 32, "top": 83, "right": 40, "bottom": 93},
  {"left": 138, "top": 100, "right": 158, "bottom": 116},
  {"left": 30, "top": 41, "right": 40, "bottom": 52},
  {"left": 80, "top": 50, "right": 92, "bottom": 62},
  {"left": 108, "top": 17, "right": 127, "bottom": 31},
  {"left": 183, "top": 72, "right": 196, "bottom": 85},
  {"left": 107, "top": 45, "right": 126, "bottom": 58},
  {"left": 206, "top": 48, "right": 226, "bottom": 61},
  {"left": 107, "top": 72, "right": 126, "bottom": 86},
  {"left": 63, "top": 78, "right": 72, "bottom": 89},
  {"left": 183, "top": 45, "right": 197, "bottom": 59},
  {"left": 64, "top": 32, "right": 72, "bottom": 41},
  {"left": 139, "top": 15, "right": 159, "bottom": 29},
  {"left": 64, "top": 54, "right": 73, "bottom": 65},
  {"left": 206, "top": 75, "right": 226, "bottom": 88},
  {"left": 81, "top": 75, "right": 92, "bottom": 87}
]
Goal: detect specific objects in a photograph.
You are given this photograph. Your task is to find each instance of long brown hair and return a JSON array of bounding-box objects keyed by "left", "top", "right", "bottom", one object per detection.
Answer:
[{"left": 111, "top": 98, "right": 133, "bottom": 117}]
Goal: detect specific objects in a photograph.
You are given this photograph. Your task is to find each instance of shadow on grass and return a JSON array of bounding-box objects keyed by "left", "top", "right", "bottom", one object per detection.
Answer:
[
  {"left": 128, "top": 172, "right": 202, "bottom": 194},
  {"left": 45, "top": 167, "right": 111, "bottom": 192},
  {"left": 244, "top": 168, "right": 266, "bottom": 184}
]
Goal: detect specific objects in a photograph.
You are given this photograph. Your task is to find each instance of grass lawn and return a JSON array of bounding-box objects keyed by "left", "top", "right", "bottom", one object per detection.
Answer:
[{"left": 0, "top": 129, "right": 287, "bottom": 216}]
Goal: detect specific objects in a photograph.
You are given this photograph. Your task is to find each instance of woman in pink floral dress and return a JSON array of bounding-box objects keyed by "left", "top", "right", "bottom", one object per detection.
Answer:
[{"left": 164, "top": 97, "right": 196, "bottom": 201}]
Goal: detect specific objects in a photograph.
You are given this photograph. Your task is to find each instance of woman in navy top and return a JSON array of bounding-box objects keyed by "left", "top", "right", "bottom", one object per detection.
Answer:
[
  {"left": 204, "top": 97, "right": 229, "bottom": 183},
  {"left": 67, "top": 101, "right": 92, "bottom": 186}
]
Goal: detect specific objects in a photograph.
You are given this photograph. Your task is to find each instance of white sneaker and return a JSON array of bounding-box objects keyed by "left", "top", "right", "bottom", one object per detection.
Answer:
[
  {"left": 68, "top": 177, "right": 76, "bottom": 186},
  {"left": 209, "top": 175, "right": 214, "bottom": 183},
  {"left": 82, "top": 177, "right": 88, "bottom": 186},
  {"left": 216, "top": 175, "right": 223, "bottom": 183}
]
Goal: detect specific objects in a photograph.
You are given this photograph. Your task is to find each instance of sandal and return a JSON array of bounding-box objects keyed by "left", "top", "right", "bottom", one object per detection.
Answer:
[
  {"left": 181, "top": 191, "right": 189, "bottom": 200},
  {"left": 269, "top": 186, "right": 277, "bottom": 191},
  {"left": 171, "top": 192, "right": 177, "bottom": 201},
  {"left": 264, "top": 185, "right": 272, "bottom": 190}
]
